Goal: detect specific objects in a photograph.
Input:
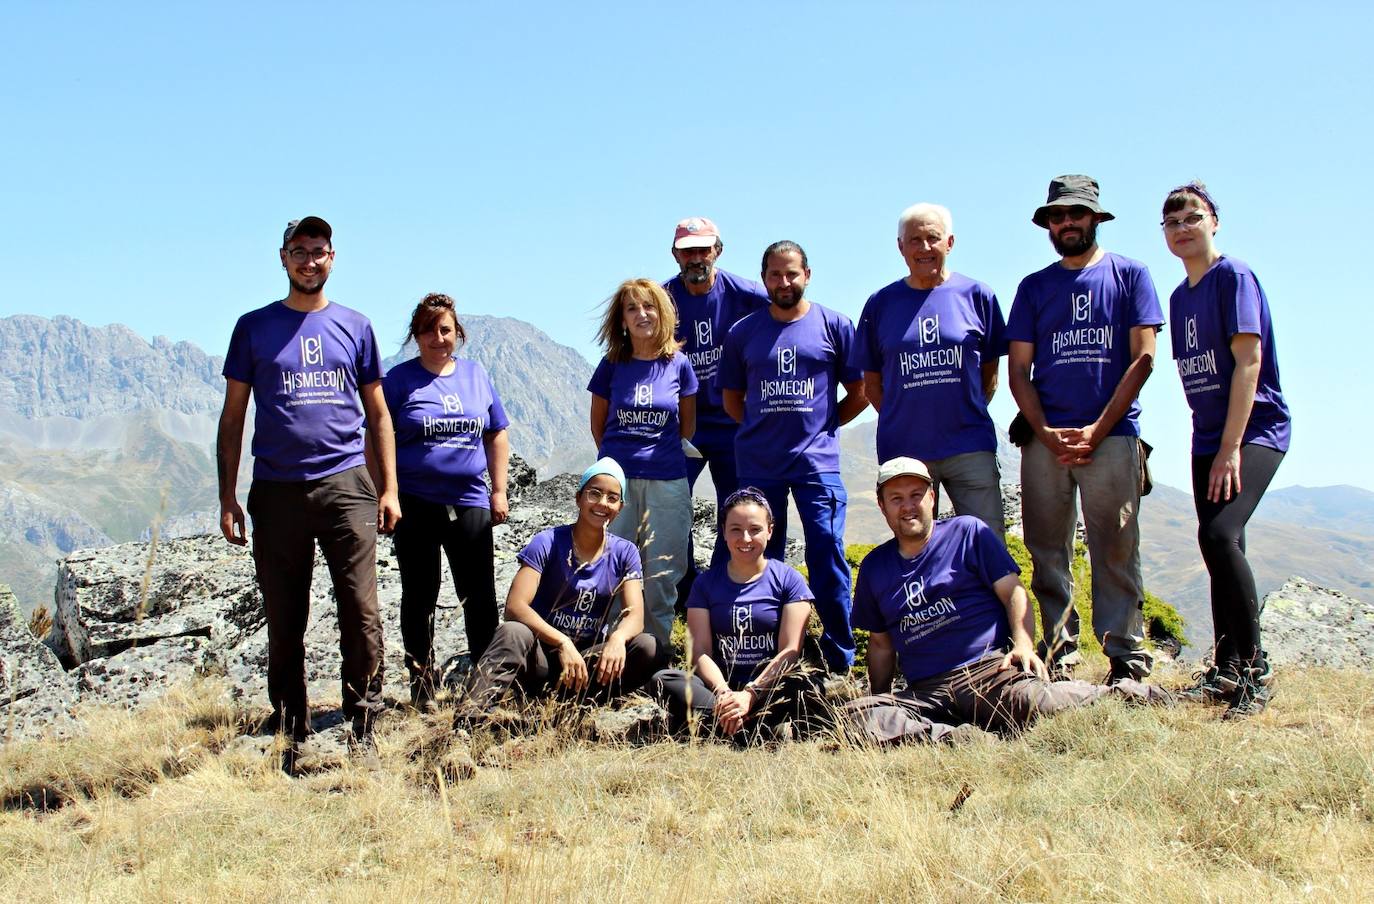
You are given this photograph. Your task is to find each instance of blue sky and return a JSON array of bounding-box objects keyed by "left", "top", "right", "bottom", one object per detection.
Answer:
[{"left": 2, "top": 2, "right": 1370, "bottom": 493}]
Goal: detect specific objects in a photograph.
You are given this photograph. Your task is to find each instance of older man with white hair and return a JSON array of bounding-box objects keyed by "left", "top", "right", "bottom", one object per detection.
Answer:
[{"left": 850, "top": 203, "right": 1008, "bottom": 538}]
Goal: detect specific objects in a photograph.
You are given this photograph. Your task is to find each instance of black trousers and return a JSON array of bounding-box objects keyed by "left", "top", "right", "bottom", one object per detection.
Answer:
[
  {"left": 392, "top": 494, "right": 499, "bottom": 675},
  {"left": 462, "top": 621, "right": 665, "bottom": 711},
  {"left": 247, "top": 466, "right": 383, "bottom": 738},
  {"left": 1192, "top": 443, "right": 1284, "bottom": 668},
  {"left": 650, "top": 667, "right": 830, "bottom": 738}
]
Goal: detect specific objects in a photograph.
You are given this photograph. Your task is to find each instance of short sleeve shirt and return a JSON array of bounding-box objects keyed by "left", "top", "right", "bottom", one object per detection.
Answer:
[
  {"left": 851, "top": 516, "right": 1019, "bottom": 683},
  {"left": 587, "top": 351, "right": 698, "bottom": 480},
  {"left": 665, "top": 270, "right": 770, "bottom": 442},
  {"left": 519, "top": 526, "right": 644, "bottom": 648},
  {"left": 686, "top": 559, "right": 813, "bottom": 688},
  {"left": 850, "top": 274, "right": 1007, "bottom": 461},
  {"left": 1006, "top": 253, "right": 1163, "bottom": 437},
  {"left": 1169, "top": 256, "right": 1290, "bottom": 454},
  {"left": 717, "top": 303, "right": 862, "bottom": 480},
  {"left": 383, "top": 357, "right": 510, "bottom": 507},
  {"left": 222, "top": 300, "right": 381, "bottom": 481}
]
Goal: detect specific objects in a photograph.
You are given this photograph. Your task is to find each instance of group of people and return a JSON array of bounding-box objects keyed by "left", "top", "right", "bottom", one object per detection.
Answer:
[{"left": 216, "top": 172, "right": 1290, "bottom": 761}]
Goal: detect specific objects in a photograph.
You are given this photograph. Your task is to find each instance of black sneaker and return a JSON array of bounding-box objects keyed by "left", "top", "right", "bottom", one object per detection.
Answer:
[
  {"left": 1223, "top": 671, "right": 1273, "bottom": 721},
  {"left": 1179, "top": 663, "right": 1238, "bottom": 704},
  {"left": 1104, "top": 659, "right": 1140, "bottom": 687}
]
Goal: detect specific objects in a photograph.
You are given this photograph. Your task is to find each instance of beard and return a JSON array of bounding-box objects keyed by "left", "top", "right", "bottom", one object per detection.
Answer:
[
  {"left": 680, "top": 261, "right": 712, "bottom": 286},
  {"left": 1050, "top": 220, "right": 1097, "bottom": 257},
  {"left": 287, "top": 272, "right": 328, "bottom": 295},
  {"left": 769, "top": 286, "right": 804, "bottom": 309}
]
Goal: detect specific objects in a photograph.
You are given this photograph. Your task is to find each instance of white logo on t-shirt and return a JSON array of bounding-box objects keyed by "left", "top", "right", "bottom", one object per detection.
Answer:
[
  {"left": 1186, "top": 316, "right": 1198, "bottom": 351},
  {"left": 902, "top": 575, "right": 929, "bottom": 611},
  {"left": 1071, "top": 290, "right": 1092, "bottom": 323},
  {"left": 733, "top": 605, "right": 753, "bottom": 633},
  {"left": 300, "top": 335, "right": 323, "bottom": 367},
  {"left": 634, "top": 383, "right": 653, "bottom": 407},
  {"left": 777, "top": 346, "right": 797, "bottom": 376},
  {"left": 696, "top": 320, "right": 712, "bottom": 347},
  {"left": 441, "top": 393, "right": 463, "bottom": 414},
  {"left": 918, "top": 315, "right": 940, "bottom": 347},
  {"left": 574, "top": 587, "right": 596, "bottom": 613}
]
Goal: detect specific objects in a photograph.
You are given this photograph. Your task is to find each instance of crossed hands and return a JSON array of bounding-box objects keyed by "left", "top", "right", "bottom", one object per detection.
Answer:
[
  {"left": 1040, "top": 424, "right": 1100, "bottom": 467},
  {"left": 714, "top": 687, "right": 755, "bottom": 735}
]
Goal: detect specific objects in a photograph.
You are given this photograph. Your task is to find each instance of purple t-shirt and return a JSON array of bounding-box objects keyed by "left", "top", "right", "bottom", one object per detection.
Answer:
[
  {"left": 222, "top": 300, "right": 381, "bottom": 482},
  {"left": 518, "top": 525, "right": 644, "bottom": 648},
  {"left": 852, "top": 516, "right": 1019, "bottom": 683},
  {"left": 1169, "top": 256, "right": 1290, "bottom": 455},
  {"left": 587, "top": 352, "right": 698, "bottom": 480},
  {"left": 665, "top": 270, "right": 770, "bottom": 443},
  {"left": 1006, "top": 253, "right": 1163, "bottom": 437},
  {"left": 851, "top": 274, "right": 1007, "bottom": 461},
  {"left": 383, "top": 357, "right": 510, "bottom": 508},
  {"left": 687, "top": 559, "right": 813, "bottom": 689},
  {"left": 718, "top": 303, "right": 862, "bottom": 480}
]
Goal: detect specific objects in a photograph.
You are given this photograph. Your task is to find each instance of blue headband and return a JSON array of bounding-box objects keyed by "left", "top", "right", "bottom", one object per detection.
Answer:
[{"left": 578, "top": 457, "right": 626, "bottom": 494}]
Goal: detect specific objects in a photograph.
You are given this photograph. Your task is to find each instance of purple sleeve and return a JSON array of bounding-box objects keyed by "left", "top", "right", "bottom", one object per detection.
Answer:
[
  {"left": 717, "top": 325, "right": 746, "bottom": 391},
  {"left": 357, "top": 323, "right": 382, "bottom": 384},
  {"left": 679, "top": 353, "right": 699, "bottom": 397},
  {"left": 832, "top": 311, "right": 863, "bottom": 384},
  {"left": 1224, "top": 266, "right": 1264, "bottom": 337},
  {"left": 223, "top": 315, "right": 253, "bottom": 383},
  {"left": 484, "top": 368, "right": 510, "bottom": 432},
  {"left": 685, "top": 571, "right": 710, "bottom": 609},
  {"left": 1004, "top": 280, "right": 1035, "bottom": 344},
  {"left": 617, "top": 541, "right": 644, "bottom": 581},
  {"left": 850, "top": 297, "right": 881, "bottom": 373},
  {"left": 1129, "top": 264, "right": 1166, "bottom": 328},
  {"left": 849, "top": 551, "right": 885, "bottom": 632},
  {"left": 971, "top": 520, "right": 1020, "bottom": 586},
  {"left": 587, "top": 356, "right": 614, "bottom": 397},
  {"left": 516, "top": 529, "right": 555, "bottom": 573},
  {"left": 781, "top": 564, "right": 814, "bottom": 603},
  {"left": 982, "top": 288, "right": 1009, "bottom": 358}
]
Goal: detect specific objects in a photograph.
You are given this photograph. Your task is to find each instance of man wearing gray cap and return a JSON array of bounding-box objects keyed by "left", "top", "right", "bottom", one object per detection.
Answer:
[
  {"left": 217, "top": 216, "right": 400, "bottom": 758},
  {"left": 1005, "top": 176, "right": 1164, "bottom": 684},
  {"left": 842, "top": 457, "right": 1168, "bottom": 744}
]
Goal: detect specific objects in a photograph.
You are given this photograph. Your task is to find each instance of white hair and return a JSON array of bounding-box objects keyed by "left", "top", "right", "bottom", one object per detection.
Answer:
[{"left": 897, "top": 202, "right": 954, "bottom": 238}]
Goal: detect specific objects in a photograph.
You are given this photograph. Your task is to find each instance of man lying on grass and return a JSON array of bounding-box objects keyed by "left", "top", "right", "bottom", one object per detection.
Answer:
[{"left": 844, "top": 458, "right": 1172, "bottom": 744}]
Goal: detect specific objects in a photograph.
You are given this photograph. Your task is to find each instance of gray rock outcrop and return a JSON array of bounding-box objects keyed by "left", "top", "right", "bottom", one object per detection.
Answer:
[
  {"left": 0, "top": 584, "right": 77, "bottom": 741},
  {"left": 1261, "top": 577, "right": 1374, "bottom": 669}
]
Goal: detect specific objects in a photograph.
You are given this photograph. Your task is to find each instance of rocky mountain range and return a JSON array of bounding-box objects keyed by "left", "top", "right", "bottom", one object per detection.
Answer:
[
  {"left": 0, "top": 313, "right": 595, "bottom": 616},
  {"left": 3, "top": 311, "right": 1374, "bottom": 652}
]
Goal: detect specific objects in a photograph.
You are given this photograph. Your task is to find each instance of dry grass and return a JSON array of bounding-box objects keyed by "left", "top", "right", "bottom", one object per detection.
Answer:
[{"left": 2, "top": 662, "right": 1371, "bottom": 903}]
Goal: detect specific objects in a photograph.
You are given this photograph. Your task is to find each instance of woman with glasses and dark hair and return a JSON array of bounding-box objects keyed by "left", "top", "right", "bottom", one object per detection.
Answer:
[
  {"left": 649, "top": 488, "right": 829, "bottom": 741},
  {"left": 588, "top": 279, "right": 699, "bottom": 648},
  {"left": 379, "top": 293, "right": 509, "bottom": 712},
  {"left": 453, "top": 459, "right": 665, "bottom": 726},
  {"left": 1162, "top": 181, "right": 1291, "bottom": 719}
]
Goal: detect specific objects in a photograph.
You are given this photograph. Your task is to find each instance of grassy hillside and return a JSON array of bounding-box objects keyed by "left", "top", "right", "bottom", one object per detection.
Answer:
[{"left": 1, "top": 669, "right": 1369, "bottom": 902}]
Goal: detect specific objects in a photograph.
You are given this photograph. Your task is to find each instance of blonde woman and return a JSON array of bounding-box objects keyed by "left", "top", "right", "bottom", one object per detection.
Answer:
[{"left": 588, "top": 279, "right": 698, "bottom": 646}]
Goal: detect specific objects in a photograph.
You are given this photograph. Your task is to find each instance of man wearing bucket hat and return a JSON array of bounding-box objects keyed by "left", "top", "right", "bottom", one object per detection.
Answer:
[
  {"left": 842, "top": 458, "right": 1170, "bottom": 744},
  {"left": 664, "top": 217, "right": 769, "bottom": 574},
  {"left": 1005, "top": 175, "right": 1164, "bottom": 684},
  {"left": 217, "top": 216, "right": 400, "bottom": 757}
]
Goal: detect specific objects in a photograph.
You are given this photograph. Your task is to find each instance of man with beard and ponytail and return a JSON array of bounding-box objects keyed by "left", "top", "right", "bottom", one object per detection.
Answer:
[
  {"left": 841, "top": 458, "right": 1171, "bottom": 746},
  {"left": 217, "top": 216, "right": 400, "bottom": 764},
  {"left": 718, "top": 240, "right": 867, "bottom": 674},
  {"left": 851, "top": 202, "right": 1009, "bottom": 541},
  {"left": 664, "top": 217, "right": 769, "bottom": 576},
  {"left": 1005, "top": 175, "right": 1164, "bottom": 684}
]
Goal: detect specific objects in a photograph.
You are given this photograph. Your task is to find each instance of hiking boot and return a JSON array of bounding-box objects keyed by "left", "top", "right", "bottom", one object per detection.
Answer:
[
  {"left": 1223, "top": 670, "right": 1274, "bottom": 721},
  {"left": 349, "top": 719, "right": 381, "bottom": 770},
  {"left": 1179, "top": 663, "right": 1238, "bottom": 704},
  {"left": 1104, "top": 659, "right": 1144, "bottom": 687}
]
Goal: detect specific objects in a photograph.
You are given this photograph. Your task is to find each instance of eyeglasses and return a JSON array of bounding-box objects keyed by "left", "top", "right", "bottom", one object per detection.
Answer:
[
  {"left": 283, "top": 247, "right": 333, "bottom": 263},
  {"left": 1161, "top": 213, "right": 1209, "bottom": 231},
  {"left": 1044, "top": 207, "right": 1093, "bottom": 225},
  {"left": 583, "top": 488, "right": 622, "bottom": 505}
]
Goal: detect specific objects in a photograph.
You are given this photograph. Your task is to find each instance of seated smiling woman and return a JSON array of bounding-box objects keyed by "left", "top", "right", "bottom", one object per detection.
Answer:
[
  {"left": 650, "top": 488, "right": 829, "bottom": 742},
  {"left": 454, "top": 459, "right": 665, "bottom": 728}
]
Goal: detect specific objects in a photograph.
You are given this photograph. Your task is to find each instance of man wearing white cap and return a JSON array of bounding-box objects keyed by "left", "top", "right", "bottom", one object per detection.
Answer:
[
  {"left": 664, "top": 217, "right": 769, "bottom": 571},
  {"left": 843, "top": 457, "right": 1169, "bottom": 743}
]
